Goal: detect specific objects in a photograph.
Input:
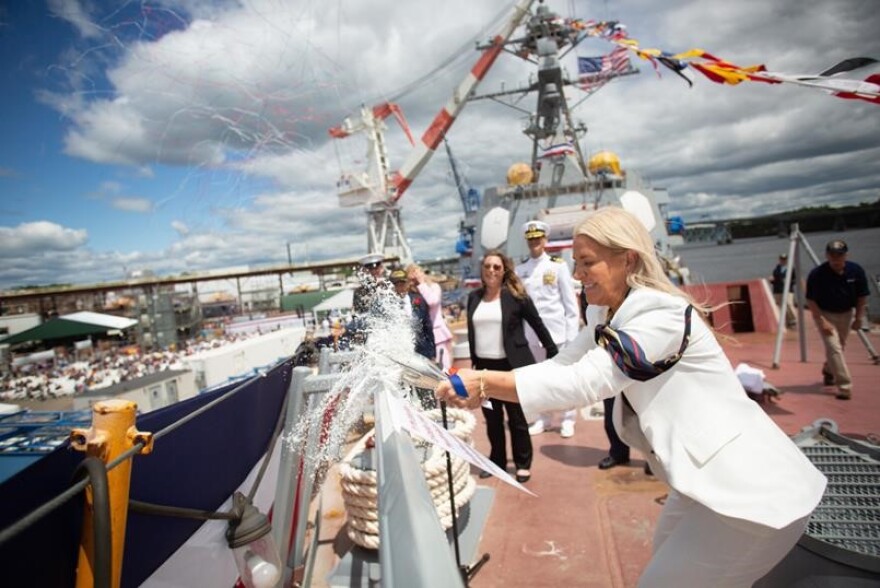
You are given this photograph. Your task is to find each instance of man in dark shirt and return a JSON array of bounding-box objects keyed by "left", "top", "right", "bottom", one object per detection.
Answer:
[
  {"left": 805, "top": 239, "right": 870, "bottom": 400},
  {"left": 770, "top": 253, "right": 797, "bottom": 328}
]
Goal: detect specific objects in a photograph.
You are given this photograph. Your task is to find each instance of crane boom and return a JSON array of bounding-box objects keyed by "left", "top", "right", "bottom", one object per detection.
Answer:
[
  {"left": 443, "top": 138, "right": 469, "bottom": 211},
  {"left": 329, "top": 102, "right": 414, "bottom": 147},
  {"left": 391, "top": 0, "right": 537, "bottom": 202}
]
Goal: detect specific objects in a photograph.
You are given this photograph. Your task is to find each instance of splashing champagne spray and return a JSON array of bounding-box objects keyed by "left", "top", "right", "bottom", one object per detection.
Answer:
[{"left": 282, "top": 271, "right": 420, "bottom": 489}]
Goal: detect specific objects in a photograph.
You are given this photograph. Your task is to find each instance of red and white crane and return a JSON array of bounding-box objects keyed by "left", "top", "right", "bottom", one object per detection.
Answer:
[
  {"left": 329, "top": 102, "right": 416, "bottom": 263},
  {"left": 328, "top": 0, "right": 537, "bottom": 265}
]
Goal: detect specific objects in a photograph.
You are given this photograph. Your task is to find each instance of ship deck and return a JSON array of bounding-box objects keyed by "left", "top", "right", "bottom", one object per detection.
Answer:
[{"left": 312, "top": 324, "right": 880, "bottom": 587}]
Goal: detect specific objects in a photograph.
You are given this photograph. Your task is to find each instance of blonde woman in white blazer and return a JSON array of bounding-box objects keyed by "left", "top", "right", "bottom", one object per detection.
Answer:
[{"left": 437, "top": 207, "right": 826, "bottom": 587}]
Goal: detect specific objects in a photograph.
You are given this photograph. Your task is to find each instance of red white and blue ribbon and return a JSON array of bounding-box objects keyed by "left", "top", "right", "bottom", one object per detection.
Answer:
[{"left": 594, "top": 305, "right": 693, "bottom": 381}]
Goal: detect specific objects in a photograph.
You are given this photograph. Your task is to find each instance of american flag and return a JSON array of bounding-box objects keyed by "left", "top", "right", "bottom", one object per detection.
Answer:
[
  {"left": 539, "top": 141, "right": 576, "bottom": 159},
  {"left": 577, "top": 46, "right": 631, "bottom": 91}
]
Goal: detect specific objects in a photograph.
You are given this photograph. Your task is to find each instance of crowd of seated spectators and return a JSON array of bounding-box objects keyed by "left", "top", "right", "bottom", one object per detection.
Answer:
[{"left": 0, "top": 332, "right": 259, "bottom": 403}]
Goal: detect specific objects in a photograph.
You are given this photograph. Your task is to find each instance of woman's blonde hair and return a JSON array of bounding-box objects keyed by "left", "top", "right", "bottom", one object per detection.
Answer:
[
  {"left": 573, "top": 207, "right": 709, "bottom": 316},
  {"left": 482, "top": 249, "right": 528, "bottom": 300},
  {"left": 405, "top": 263, "right": 434, "bottom": 285}
]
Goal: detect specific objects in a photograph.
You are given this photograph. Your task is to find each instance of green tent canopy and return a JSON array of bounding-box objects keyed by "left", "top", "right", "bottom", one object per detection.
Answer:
[
  {"left": 0, "top": 311, "right": 137, "bottom": 346},
  {"left": 280, "top": 290, "right": 340, "bottom": 313}
]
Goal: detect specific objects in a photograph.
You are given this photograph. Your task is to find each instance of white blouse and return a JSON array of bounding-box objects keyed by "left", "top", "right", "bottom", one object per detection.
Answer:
[{"left": 472, "top": 298, "right": 506, "bottom": 359}]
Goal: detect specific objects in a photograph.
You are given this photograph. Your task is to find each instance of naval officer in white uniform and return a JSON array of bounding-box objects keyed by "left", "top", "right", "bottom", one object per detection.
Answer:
[{"left": 515, "top": 220, "right": 581, "bottom": 437}]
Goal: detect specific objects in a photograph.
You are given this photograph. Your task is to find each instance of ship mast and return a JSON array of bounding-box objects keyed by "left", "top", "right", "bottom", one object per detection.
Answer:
[
  {"left": 460, "top": 3, "right": 687, "bottom": 286},
  {"left": 469, "top": 2, "right": 637, "bottom": 191},
  {"left": 521, "top": 3, "right": 589, "bottom": 179}
]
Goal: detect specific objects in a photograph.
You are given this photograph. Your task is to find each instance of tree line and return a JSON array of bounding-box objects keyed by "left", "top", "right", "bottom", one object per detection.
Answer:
[{"left": 722, "top": 199, "right": 880, "bottom": 239}]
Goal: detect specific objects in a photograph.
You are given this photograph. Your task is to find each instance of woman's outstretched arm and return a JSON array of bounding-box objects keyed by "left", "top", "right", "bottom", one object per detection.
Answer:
[{"left": 435, "top": 368, "right": 519, "bottom": 409}]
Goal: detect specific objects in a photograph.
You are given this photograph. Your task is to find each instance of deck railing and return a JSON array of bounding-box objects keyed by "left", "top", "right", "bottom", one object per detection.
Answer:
[{"left": 277, "top": 346, "right": 464, "bottom": 587}]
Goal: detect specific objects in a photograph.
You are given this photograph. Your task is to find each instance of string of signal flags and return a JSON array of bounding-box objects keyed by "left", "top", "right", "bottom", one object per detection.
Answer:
[{"left": 570, "top": 19, "right": 879, "bottom": 106}]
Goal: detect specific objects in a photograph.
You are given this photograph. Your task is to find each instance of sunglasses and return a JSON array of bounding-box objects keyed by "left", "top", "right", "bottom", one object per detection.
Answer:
[{"left": 482, "top": 263, "right": 503, "bottom": 271}]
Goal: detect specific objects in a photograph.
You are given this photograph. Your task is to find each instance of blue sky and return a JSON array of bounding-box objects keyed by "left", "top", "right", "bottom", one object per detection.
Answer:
[{"left": 1, "top": 0, "right": 878, "bottom": 290}]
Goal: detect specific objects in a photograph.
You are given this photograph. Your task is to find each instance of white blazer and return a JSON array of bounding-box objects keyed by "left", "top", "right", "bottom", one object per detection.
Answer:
[{"left": 514, "top": 288, "right": 826, "bottom": 529}]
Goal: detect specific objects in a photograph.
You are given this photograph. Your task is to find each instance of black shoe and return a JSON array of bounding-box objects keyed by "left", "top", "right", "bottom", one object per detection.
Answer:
[
  {"left": 515, "top": 469, "right": 531, "bottom": 483},
  {"left": 598, "top": 455, "right": 630, "bottom": 470},
  {"left": 478, "top": 470, "right": 492, "bottom": 479},
  {"left": 823, "top": 370, "right": 835, "bottom": 386},
  {"left": 835, "top": 392, "right": 852, "bottom": 400}
]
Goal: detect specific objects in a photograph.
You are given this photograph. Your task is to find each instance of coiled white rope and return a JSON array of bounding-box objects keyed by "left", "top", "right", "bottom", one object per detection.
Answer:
[{"left": 340, "top": 407, "right": 478, "bottom": 550}]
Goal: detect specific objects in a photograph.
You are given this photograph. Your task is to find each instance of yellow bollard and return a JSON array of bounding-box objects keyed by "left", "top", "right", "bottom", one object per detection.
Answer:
[{"left": 70, "top": 399, "right": 153, "bottom": 588}]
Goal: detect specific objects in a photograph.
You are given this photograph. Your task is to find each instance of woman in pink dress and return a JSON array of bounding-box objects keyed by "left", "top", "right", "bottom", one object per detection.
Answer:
[{"left": 407, "top": 264, "right": 454, "bottom": 370}]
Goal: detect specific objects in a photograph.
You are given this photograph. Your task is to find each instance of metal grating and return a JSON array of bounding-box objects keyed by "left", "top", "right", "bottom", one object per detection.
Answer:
[{"left": 796, "top": 423, "right": 880, "bottom": 562}]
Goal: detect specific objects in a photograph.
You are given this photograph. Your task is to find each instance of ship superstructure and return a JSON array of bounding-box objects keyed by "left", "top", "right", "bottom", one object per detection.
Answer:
[{"left": 464, "top": 2, "right": 687, "bottom": 284}]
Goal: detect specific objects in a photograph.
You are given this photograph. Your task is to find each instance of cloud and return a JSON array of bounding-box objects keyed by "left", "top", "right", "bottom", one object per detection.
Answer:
[
  {"left": 47, "top": 0, "right": 101, "bottom": 39},
  {"left": 86, "top": 181, "right": 155, "bottom": 213},
  {"left": 5, "top": 0, "right": 878, "bottom": 289},
  {"left": 63, "top": 97, "right": 171, "bottom": 166},
  {"left": 111, "top": 197, "right": 154, "bottom": 213},
  {"left": 171, "top": 220, "right": 189, "bottom": 235},
  {"left": 0, "top": 248, "right": 157, "bottom": 289},
  {"left": 0, "top": 167, "right": 17, "bottom": 178},
  {"left": 0, "top": 221, "right": 88, "bottom": 258},
  {"left": 99, "top": 181, "right": 122, "bottom": 194},
  {"left": 44, "top": 0, "right": 519, "bottom": 171}
]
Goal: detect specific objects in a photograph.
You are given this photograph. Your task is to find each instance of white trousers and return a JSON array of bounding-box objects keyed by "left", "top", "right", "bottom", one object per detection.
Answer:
[{"left": 639, "top": 490, "right": 809, "bottom": 588}]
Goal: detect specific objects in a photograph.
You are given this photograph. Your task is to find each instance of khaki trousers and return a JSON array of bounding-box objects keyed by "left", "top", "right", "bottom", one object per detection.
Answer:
[
  {"left": 819, "top": 309, "right": 854, "bottom": 394},
  {"left": 638, "top": 490, "right": 809, "bottom": 587}
]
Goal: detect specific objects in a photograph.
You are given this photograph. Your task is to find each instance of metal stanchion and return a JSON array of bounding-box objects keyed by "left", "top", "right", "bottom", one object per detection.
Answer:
[
  {"left": 772, "top": 224, "right": 878, "bottom": 367},
  {"left": 70, "top": 399, "right": 154, "bottom": 588}
]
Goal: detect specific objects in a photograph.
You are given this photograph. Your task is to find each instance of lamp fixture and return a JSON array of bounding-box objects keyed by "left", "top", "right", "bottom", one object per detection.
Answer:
[{"left": 226, "top": 492, "right": 283, "bottom": 588}]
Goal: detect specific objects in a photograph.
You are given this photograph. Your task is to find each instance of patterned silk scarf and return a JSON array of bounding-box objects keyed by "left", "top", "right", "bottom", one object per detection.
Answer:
[{"left": 594, "top": 305, "right": 694, "bottom": 382}]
